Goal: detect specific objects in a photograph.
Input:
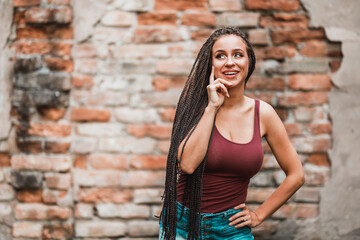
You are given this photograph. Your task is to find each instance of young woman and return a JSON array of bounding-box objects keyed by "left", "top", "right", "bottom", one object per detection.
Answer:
[{"left": 158, "top": 27, "right": 305, "bottom": 240}]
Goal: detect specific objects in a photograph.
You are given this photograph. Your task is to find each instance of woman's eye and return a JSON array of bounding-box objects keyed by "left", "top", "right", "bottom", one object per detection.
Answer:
[
  {"left": 234, "top": 53, "right": 243, "bottom": 57},
  {"left": 215, "top": 54, "right": 225, "bottom": 59}
]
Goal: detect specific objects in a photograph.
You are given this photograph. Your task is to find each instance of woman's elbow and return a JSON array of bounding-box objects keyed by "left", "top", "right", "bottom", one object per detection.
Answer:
[
  {"left": 297, "top": 170, "right": 305, "bottom": 187},
  {"left": 180, "top": 161, "right": 195, "bottom": 175}
]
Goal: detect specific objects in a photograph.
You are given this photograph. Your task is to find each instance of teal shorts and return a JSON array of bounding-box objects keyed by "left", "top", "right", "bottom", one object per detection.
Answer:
[{"left": 159, "top": 201, "right": 254, "bottom": 240}]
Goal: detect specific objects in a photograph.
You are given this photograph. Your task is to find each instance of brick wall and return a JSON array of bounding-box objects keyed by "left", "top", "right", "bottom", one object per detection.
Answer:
[{"left": 0, "top": 0, "right": 342, "bottom": 239}]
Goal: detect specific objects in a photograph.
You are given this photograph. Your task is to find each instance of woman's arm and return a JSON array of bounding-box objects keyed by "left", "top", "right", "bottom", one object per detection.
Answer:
[
  {"left": 178, "top": 66, "right": 232, "bottom": 174},
  {"left": 229, "top": 100, "right": 305, "bottom": 228}
]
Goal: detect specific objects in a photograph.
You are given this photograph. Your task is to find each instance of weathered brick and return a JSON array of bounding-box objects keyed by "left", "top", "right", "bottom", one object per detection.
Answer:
[
  {"left": 75, "top": 221, "right": 126, "bottom": 237},
  {"left": 294, "top": 187, "right": 320, "bottom": 203},
  {"left": 115, "top": 107, "right": 159, "bottom": 123},
  {"left": 330, "top": 59, "right": 342, "bottom": 72},
  {"left": 37, "top": 107, "right": 66, "bottom": 121},
  {"left": 74, "top": 169, "right": 123, "bottom": 187},
  {"left": 138, "top": 12, "right": 177, "bottom": 25},
  {"left": 92, "top": 28, "right": 132, "bottom": 44},
  {"left": 17, "top": 189, "right": 43, "bottom": 203},
  {"left": 247, "top": 187, "right": 275, "bottom": 203},
  {"left": 47, "top": 0, "right": 71, "bottom": 5},
  {"left": 134, "top": 188, "right": 164, "bottom": 204},
  {"left": 299, "top": 40, "right": 326, "bottom": 57},
  {"left": 246, "top": 76, "right": 285, "bottom": 91},
  {"left": 289, "top": 74, "right": 332, "bottom": 90},
  {"left": 220, "top": 12, "right": 259, "bottom": 27},
  {"left": 15, "top": 56, "right": 42, "bottom": 73},
  {"left": 181, "top": 12, "right": 217, "bottom": 27},
  {"left": 250, "top": 171, "right": 273, "bottom": 187},
  {"left": 12, "top": 222, "right": 42, "bottom": 238},
  {"left": 71, "top": 108, "right": 111, "bottom": 122},
  {"left": 271, "top": 29, "right": 325, "bottom": 45},
  {"left": 123, "top": 171, "right": 165, "bottom": 187},
  {"left": 307, "top": 153, "right": 330, "bottom": 167},
  {"left": 25, "top": 8, "right": 72, "bottom": 24},
  {"left": 74, "top": 155, "right": 87, "bottom": 169},
  {"left": 248, "top": 29, "right": 268, "bottom": 45},
  {"left": 16, "top": 140, "right": 42, "bottom": 154},
  {"left": 273, "top": 203, "right": 319, "bottom": 219},
  {"left": 101, "top": 11, "right": 134, "bottom": 27},
  {"left": 254, "top": 46, "right": 289, "bottom": 60},
  {"left": 42, "top": 189, "right": 69, "bottom": 204},
  {"left": 284, "top": 123, "right": 302, "bottom": 136},
  {"left": 16, "top": 42, "right": 72, "bottom": 56},
  {"left": 294, "top": 107, "right": 316, "bottom": 122},
  {"left": 15, "top": 203, "right": 71, "bottom": 220},
  {"left": 42, "top": 224, "right": 73, "bottom": 239},
  {"left": 11, "top": 170, "right": 43, "bottom": 189},
  {"left": 99, "top": 137, "right": 157, "bottom": 154},
  {"left": 209, "top": 0, "right": 241, "bottom": 11},
  {"left": 130, "top": 155, "right": 167, "bottom": 170},
  {"left": 155, "top": 0, "right": 207, "bottom": 10},
  {"left": 15, "top": 73, "right": 71, "bottom": 91},
  {"left": 158, "top": 139, "right": 170, "bottom": 154},
  {"left": 45, "top": 57, "right": 73, "bottom": 72},
  {"left": 0, "top": 184, "right": 15, "bottom": 200},
  {"left": 16, "top": 26, "right": 73, "bottom": 40},
  {"left": 75, "top": 203, "right": 93, "bottom": 219},
  {"left": 77, "top": 188, "right": 133, "bottom": 203},
  {"left": 276, "top": 58, "right": 329, "bottom": 74},
  {"left": 72, "top": 74, "right": 94, "bottom": 88},
  {"left": 260, "top": 14, "right": 309, "bottom": 29},
  {"left": 28, "top": 123, "right": 71, "bottom": 137},
  {"left": 73, "top": 44, "right": 98, "bottom": 59},
  {"left": 128, "top": 220, "right": 159, "bottom": 237},
  {"left": 74, "top": 59, "right": 97, "bottom": 75},
  {"left": 72, "top": 90, "right": 129, "bottom": 106},
  {"left": 44, "top": 173, "right": 71, "bottom": 190},
  {"left": 307, "top": 122, "right": 332, "bottom": 135},
  {"left": 132, "top": 90, "right": 182, "bottom": 108},
  {"left": 0, "top": 203, "right": 12, "bottom": 226},
  {"left": 45, "top": 141, "right": 70, "bottom": 154},
  {"left": 262, "top": 154, "right": 280, "bottom": 169},
  {"left": 127, "top": 124, "right": 172, "bottom": 139},
  {"left": 158, "top": 108, "right": 176, "bottom": 122},
  {"left": 191, "top": 28, "right": 214, "bottom": 41},
  {"left": 245, "top": 0, "right": 300, "bottom": 12},
  {"left": 14, "top": 0, "right": 41, "bottom": 7},
  {"left": 113, "top": 0, "right": 153, "bottom": 12},
  {"left": 278, "top": 92, "right": 328, "bottom": 107},
  {"left": 71, "top": 137, "right": 97, "bottom": 154},
  {"left": 11, "top": 155, "right": 72, "bottom": 172},
  {"left": 252, "top": 220, "right": 279, "bottom": 235},
  {"left": 110, "top": 44, "right": 168, "bottom": 59},
  {"left": 291, "top": 136, "right": 331, "bottom": 153},
  {"left": 156, "top": 59, "right": 193, "bottom": 76},
  {"left": 75, "top": 123, "right": 124, "bottom": 137},
  {"left": 303, "top": 164, "right": 330, "bottom": 186},
  {"left": 133, "top": 27, "right": 186, "bottom": 43},
  {"left": 96, "top": 203, "right": 149, "bottom": 218},
  {"left": 88, "top": 154, "right": 128, "bottom": 170}
]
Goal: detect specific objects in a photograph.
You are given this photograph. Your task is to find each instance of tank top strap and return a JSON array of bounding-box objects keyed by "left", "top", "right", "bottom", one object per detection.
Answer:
[{"left": 254, "top": 99, "right": 261, "bottom": 140}]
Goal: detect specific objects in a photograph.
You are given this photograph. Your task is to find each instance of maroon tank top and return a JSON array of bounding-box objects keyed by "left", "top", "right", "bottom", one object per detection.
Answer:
[{"left": 176, "top": 99, "right": 264, "bottom": 213}]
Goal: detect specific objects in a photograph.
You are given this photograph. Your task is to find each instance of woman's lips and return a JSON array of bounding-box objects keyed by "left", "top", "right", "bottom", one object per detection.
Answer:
[{"left": 222, "top": 72, "right": 239, "bottom": 79}]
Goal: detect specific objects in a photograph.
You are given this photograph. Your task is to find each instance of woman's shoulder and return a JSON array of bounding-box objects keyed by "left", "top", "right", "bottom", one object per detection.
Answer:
[{"left": 249, "top": 97, "right": 279, "bottom": 121}]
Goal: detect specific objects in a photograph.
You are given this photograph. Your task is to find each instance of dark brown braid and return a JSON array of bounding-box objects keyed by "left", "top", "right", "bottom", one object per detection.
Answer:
[{"left": 159, "top": 27, "right": 256, "bottom": 240}]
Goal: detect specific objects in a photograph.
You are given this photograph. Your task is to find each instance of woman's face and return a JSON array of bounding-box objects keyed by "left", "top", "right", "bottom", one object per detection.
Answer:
[{"left": 211, "top": 35, "right": 249, "bottom": 87}]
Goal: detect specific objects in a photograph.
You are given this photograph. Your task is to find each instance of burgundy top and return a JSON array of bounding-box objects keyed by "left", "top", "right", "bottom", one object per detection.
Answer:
[{"left": 176, "top": 99, "right": 264, "bottom": 213}]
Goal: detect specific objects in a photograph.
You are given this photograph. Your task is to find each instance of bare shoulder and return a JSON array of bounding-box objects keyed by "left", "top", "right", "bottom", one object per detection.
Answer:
[{"left": 257, "top": 99, "right": 283, "bottom": 136}]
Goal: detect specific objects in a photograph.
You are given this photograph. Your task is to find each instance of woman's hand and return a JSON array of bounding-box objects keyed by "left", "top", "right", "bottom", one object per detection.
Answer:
[
  {"left": 228, "top": 203, "right": 262, "bottom": 228},
  {"left": 206, "top": 66, "right": 232, "bottom": 110}
]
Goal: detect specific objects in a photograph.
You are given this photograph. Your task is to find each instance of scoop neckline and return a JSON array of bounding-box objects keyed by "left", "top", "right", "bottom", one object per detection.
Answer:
[{"left": 214, "top": 99, "right": 256, "bottom": 145}]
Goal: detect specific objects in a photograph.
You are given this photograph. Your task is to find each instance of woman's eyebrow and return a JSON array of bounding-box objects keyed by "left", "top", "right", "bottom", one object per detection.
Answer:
[{"left": 214, "top": 48, "right": 245, "bottom": 54}]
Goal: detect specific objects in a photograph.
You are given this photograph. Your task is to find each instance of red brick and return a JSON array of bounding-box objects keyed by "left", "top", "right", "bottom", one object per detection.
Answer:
[
  {"left": 45, "top": 57, "right": 73, "bottom": 72},
  {"left": 42, "top": 224, "right": 73, "bottom": 240},
  {"left": 155, "top": 0, "right": 208, "bottom": 10},
  {"left": 153, "top": 76, "right": 187, "bottom": 91},
  {"left": 284, "top": 123, "right": 302, "bottom": 136},
  {"left": 45, "top": 141, "right": 70, "bottom": 154},
  {"left": 17, "top": 189, "right": 43, "bottom": 203},
  {"left": 42, "top": 189, "right": 67, "bottom": 204},
  {"left": 274, "top": 108, "right": 288, "bottom": 121},
  {"left": 248, "top": 29, "right": 268, "bottom": 45},
  {"left": 88, "top": 154, "right": 128, "bottom": 170},
  {"left": 191, "top": 29, "right": 214, "bottom": 41},
  {"left": 138, "top": 12, "right": 177, "bottom": 25},
  {"left": 134, "top": 27, "right": 185, "bottom": 43},
  {"left": 307, "top": 153, "right": 330, "bottom": 167},
  {"left": 326, "top": 43, "right": 343, "bottom": 58},
  {"left": 291, "top": 137, "right": 331, "bottom": 153},
  {"left": 278, "top": 92, "right": 328, "bottom": 107},
  {"left": 15, "top": 203, "right": 71, "bottom": 220},
  {"left": 74, "top": 59, "right": 97, "bottom": 75},
  {"left": 251, "top": 220, "right": 279, "bottom": 236},
  {"left": 299, "top": 40, "right": 326, "bottom": 57},
  {"left": 330, "top": 59, "right": 342, "bottom": 73},
  {"left": 16, "top": 26, "right": 73, "bottom": 40},
  {"left": 73, "top": 44, "right": 97, "bottom": 58},
  {"left": 101, "top": 11, "right": 133, "bottom": 27},
  {"left": 271, "top": 29, "right": 325, "bottom": 45},
  {"left": 74, "top": 155, "right": 87, "bottom": 169},
  {"left": 247, "top": 187, "right": 275, "bottom": 202},
  {"left": 38, "top": 107, "right": 66, "bottom": 121},
  {"left": 307, "top": 122, "right": 332, "bottom": 135},
  {"left": 209, "top": 0, "right": 242, "bottom": 11},
  {"left": 254, "top": 46, "right": 289, "bottom": 60},
  {"left": 123, "top": 171, "right": 165, "bottom": 187},
  {"left": 304, "top": 164, "right": 330, "bottom": 186},
  {"left": 289, "top": 74, "right": 332, "bottom": 90},
  {"left": 294, "top": 187, "right": 320, "bottom": 202},
  {"left": 14, "top": 0, "right": 41, "bottom": 7},
  {"left": 28, "top": 123, "right": 71, "bottom": 137},
  {"left": 13, "top": 11, "right": 26, "bottom": 25},
  {"left": 0, "top": 153, "right": 11, "bottom": 167},
  {"left": 72, "top": 74, "right": 94, "bottom": 88},
  {"left": 158, "top": 140, "right": 170, "bottom": 154},
  {"left": 75, "top": 203, "right": 93, "bottom": 218},
  {"left": 15, "top": 42, "right": 72, "bottom": 56},
  {"left": 156, "top": 59, "right": 193, "bottom": 76},
  {"left": 245, "top": 92, "right": 275, "bottom": 104},
  {"left": 181, "top": 12, "right": 217, "bottom": 27},
  {"left": 24, "top": 8, "right": 72, "bottom": 24},
  {"left": 245, "top": 0, "right": 300, "bottom": 12},
  {"left": 246, "top": 76, "right": 285, "bottom": 90},
  {"left": 294, "top": 107, "right": 315, "bottom": 122},
  {"left": 77, "top": 188, "right": 133, "bottom": 203},
  {"left": 127, "top": 124, "right": 172, "bottom": 139},
  {"left": 220, "top": 13, "right": 259, "bottom": 27},
  {"left": 130, "top": 155, "right": 167, "bottom": 170},
  {"left": 12, "top": 222, "right": 42, "bottom": 238},
  {"left": 71, "top": 108, "right": 111, "bottom": 122},
  {"left": 16, "top": 140, "right": 43, "bottom": 153},
  {"left": 159, "top": 108, "right": 176, "bottom": 122},
  {"left": 47, "top": 0, "right": 71, "bottom": 5},
  {"left": 45, "top": 173, "right": 71, "bottom": 190},
  {"left": 274, "top": 204, "right": 318, "bottom": 219},
  {"left": 260, "top": 14, "right": 309, "bottom": 29},
  {"left": 11, "top": 155, "right": 72, "bottom": 172}
]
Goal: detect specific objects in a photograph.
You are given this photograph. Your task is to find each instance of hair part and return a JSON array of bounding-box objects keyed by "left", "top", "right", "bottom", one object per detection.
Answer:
[{"left": 159, "top": 27, "right": 256, "bottom": 240}]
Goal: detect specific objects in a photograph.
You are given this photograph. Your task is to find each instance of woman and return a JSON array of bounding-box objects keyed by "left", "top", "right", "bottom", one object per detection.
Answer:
[{"left": 158, "top": 27, "right": 305, "bottom": 240}]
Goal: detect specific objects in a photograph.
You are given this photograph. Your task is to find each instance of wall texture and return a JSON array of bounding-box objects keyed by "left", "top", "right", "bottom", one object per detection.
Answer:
[{"left": 0, "top": 0, "right": 357, "bottom": 239}]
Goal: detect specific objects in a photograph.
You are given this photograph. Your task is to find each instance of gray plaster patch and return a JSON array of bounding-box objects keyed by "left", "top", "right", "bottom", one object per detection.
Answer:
[{"left": 0, "top": 0, "right": 13, "bottom": 49}]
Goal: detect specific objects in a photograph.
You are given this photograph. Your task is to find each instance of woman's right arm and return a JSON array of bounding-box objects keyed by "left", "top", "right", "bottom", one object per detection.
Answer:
[{"left": 177, "top": 66, "right": 232, "bottom": 174}]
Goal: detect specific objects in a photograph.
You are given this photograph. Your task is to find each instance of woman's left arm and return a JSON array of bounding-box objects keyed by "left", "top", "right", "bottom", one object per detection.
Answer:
[{"left": 229, "top": 101, "right": 305, "bottom": 228}]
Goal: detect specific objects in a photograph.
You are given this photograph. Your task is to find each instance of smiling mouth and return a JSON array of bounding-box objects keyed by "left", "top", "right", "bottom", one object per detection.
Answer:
[{"left": 223, "top": 72, "right": 238, "bottom": 76}]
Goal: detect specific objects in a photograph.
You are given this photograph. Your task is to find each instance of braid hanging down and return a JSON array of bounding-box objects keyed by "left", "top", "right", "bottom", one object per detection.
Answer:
[{"left": 159, "top": 27, "right": 256, "bottom": 240}]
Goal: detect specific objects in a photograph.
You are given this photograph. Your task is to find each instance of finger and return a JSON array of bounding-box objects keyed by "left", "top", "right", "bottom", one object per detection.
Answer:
[
  {"left": 214, "top": 83, "right": 229, "bottom": 97},
  {"left": 234, "top": 218, "right": 251, "bottom": 228},
  {"left": 234, "top": 203, "right": 246, "bottom": 210},
  {"left": 209, "top": 66, "right": 215, "bottom": 84},
  {"left": 213, "top": 78, "right": 233, "bottom": 88},
  {"left": 228, "top": 210, "right": 247, "bottom": 222},
  {"left": 229, "top": 214, "right": 249, "bottom": 226}
]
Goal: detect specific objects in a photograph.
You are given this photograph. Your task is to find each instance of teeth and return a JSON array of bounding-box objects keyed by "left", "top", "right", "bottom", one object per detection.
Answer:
[{"left": 224, "top": 72, "right": 237, "bottom": 75}]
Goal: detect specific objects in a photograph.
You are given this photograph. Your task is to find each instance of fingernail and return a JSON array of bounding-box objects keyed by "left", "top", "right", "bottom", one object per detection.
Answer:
[{"left": 229, "top": 218, "right": 232, "bottom": 221}]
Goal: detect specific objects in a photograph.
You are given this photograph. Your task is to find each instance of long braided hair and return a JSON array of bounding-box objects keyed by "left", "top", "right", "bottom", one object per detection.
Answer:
[{"left": 159, "top": 27, "right": 256, "bottom": 240}]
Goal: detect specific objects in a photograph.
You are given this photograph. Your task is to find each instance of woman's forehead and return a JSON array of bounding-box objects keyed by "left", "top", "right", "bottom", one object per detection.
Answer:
[{"left": 212, "top": 35, "right": 246, "bottom": 52}]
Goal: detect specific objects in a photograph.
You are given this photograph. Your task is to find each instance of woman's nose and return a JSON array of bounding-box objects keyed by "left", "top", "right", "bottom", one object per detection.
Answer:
[{"left": 225, "top": 57, "right": 235, "bottom": 66}]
